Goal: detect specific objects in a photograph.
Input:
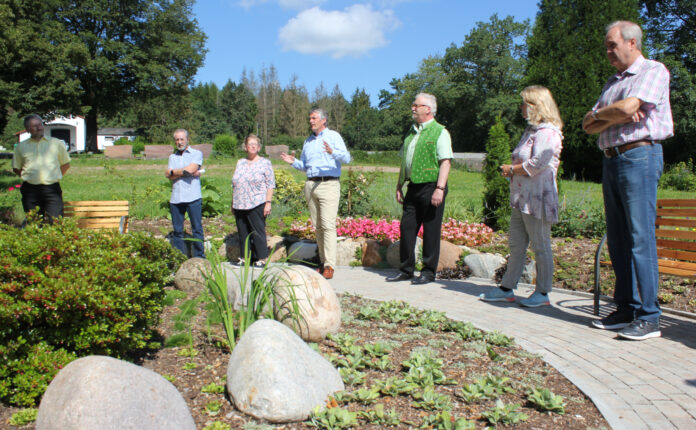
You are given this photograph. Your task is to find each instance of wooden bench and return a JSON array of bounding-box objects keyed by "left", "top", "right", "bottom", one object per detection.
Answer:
[
  {"left": 593, "top": 199, "right": 696, "bottom": 315},
  {"left": 64, "top": 201, "right": 130, "bottom": 234}
]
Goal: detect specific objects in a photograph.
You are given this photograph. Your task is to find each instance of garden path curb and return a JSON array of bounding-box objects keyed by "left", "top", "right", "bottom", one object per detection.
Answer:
[{"left": 329, "top": 266, "right": 696, "bottom": 430}]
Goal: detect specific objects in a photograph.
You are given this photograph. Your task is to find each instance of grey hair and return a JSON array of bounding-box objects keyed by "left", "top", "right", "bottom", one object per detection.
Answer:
[
  {"left": 24, "top": 114, "right": 43, "bottom": 129},
  {"left": 173, "top": 128, "right": 189, "bottom": 139},
  {"left": 415, "top": 93, "right": 437, "bottom": 115},
  {"left": 310, "top": 108, "right": 328, "bottom": 122},
  {"left": 606, "top": 21, "right": 642, "bottom": 51}
]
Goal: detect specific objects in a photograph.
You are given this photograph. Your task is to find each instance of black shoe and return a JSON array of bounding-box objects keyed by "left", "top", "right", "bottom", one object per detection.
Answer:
[
  {"left": 386, "top": 273, "right": 412, "bottom": 282},
  {"left": 618, "top": 319, "right": 661, "bottom": 341},
  {"left": 591, "top": 310, "right": 634, "bottom": 330},
  {"left": 411, "top": 275, "right": 434, "bottom": 285}
]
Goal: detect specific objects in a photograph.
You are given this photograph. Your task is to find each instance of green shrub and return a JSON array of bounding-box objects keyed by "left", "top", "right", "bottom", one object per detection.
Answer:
[
  {"left": 0, "top": 218, "right": 185, "bottom": 406},
  {"left": 552, "top": 201, "right": 605, "bottom": 238},
  {"left": 659, "top": 160, "right": 696, "bottom": 191},
  {"left": 213, "top": 134, "right": 239, "bottom": 157},
  {"left": 482, "top": 115, "right": 511, "bottom": 230},
  {"left": 132, "top": 136, "right": 146, "bottom": 154},
  {"left": 340, "top": 170, "right": 377, "bottom": 217},
  {"left": 273, "top": 169, "right": 305, "bottom": 214},
  {"left": 114, "top": 137, "right": 131, "bottom": 146}
]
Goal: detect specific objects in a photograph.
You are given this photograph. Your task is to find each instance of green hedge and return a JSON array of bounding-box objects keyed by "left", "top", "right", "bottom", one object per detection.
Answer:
[{"left": 0, "top": 217, "right": 185, "bottom": 406}]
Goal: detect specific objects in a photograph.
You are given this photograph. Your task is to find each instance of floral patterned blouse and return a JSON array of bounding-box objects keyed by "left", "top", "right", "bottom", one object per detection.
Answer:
[
  {"left": 510, "top": 123, "right": 563, "bottom": 223},
  {"left": 232, "top": 157, "right": 275, "bottom": 210}
]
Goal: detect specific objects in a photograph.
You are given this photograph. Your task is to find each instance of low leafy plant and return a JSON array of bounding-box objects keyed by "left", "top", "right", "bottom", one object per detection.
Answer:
[
  {"left": 481, "top": 400, "right": 528, "bottom": 425},
  {"left": 9, "top": 408, "right": 38, "bottom": 426},
  {"left": 458, "top": 381, "right": 497, "bottom": 403},
  {"left": 201, "top": 382, "right": 225, "bottom": 394},
  {"left": 182, "top": 361, "right": 197, "bottom": 370},
  {"left": 358, "top": 403, "right": 401, "bottom": 426},
  {"left": 204, "top": 399, "right": 223, "bottom": 416},
  {"left": 485, "top": 330, "right": 515, "bottom": 347},
  {"left": 202, "top": 422, "right": 231, "bottom": 430},
  {"left": 411, "top": 386, "right": 452, "bottom": 411},
  {"left": 339, "top": 367, "right": 366, "bottom": 386},
  {"left": 308, "top": 406, "right": 359, "bottom": 429},
  {"left": 363, "top": 341, "right": 392, "bottom": 358},
  {"left": 448, "top": 321, "right": 484, "bottom": 341},
  {"left": 527, "top": 387, "right": 566, "bottom": 414},
  {"left": 374, "top": 376, "right": 419, "bottom": 397},
  {"left": 349, "top": 386, "right": 381, "bottom": 405},
  {"left": 402, "top": 350, "right": 455, "bottom": 386},
  {"left": 419, "top": 410, "right": 475, "bottom": 429}
]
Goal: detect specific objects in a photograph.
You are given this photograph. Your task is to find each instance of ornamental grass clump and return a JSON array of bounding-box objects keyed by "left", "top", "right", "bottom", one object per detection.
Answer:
[
  {"left": 0, "top": 216, "right": 185, "bottom": 406},
  {"left": 202, "top": 238, "right": 306, "bottom": 351}
]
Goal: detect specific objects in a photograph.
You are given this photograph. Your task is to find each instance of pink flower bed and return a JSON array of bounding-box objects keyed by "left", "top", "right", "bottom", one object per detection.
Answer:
[{"left": 289, "top": 217, "right": 493, "bottom": 246}]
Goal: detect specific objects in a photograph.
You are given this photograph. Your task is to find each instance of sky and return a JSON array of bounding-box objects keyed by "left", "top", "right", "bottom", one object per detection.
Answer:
[{"left": 192, "top": 0, "right": 540, "bottom": 106}]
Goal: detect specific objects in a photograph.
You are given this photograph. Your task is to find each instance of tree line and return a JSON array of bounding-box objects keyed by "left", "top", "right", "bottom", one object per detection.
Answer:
[{"left": 1, "top": 0, "right": 694, "bottom": 180}]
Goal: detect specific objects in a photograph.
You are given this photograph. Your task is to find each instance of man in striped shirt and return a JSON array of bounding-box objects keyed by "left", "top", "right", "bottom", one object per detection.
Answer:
[{"left": 583, "top": 21, "right": 673, "bottom": 341}]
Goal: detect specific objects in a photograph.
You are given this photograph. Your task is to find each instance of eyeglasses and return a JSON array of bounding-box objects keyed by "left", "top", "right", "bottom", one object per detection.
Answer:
[{"left": 411, "top": 103, "right": 428, "bottom": 109}]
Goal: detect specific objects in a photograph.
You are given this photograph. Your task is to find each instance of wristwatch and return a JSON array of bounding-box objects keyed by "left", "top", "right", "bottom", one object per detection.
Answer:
[
  {"left": 169, "top": 169, "right": 173, "bottom": 176},
  {"left": 591, "top": 109, "right": 599, "bottom": 120},
  {"left": 436, "top": 185, "right": 445, "bottom": 190},
  {"left": 509, "top": 166, "right": 514, "bottom": 175}
]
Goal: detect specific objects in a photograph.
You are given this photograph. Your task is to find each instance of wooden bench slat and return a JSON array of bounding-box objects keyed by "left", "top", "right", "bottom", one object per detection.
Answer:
[
  {"left": 657, "top": 248, "right": 696, "bottom": 262},
  {"left": 64, "top": 200, "right": 129, "bottom": 234},
  {"left": 655, "top": 229, "right": 696, "bottom": 241},
  {"left": 656, "top": 218, "right": 696, "bottom": 228},
  {"left": 657, "top": 238, "right": 696, "bottom": 252},
  {"left": 656, "top": 208, "right": 696, "bottom": 217},
  {"left": 65, "top": 201, "right": 129, "bottom": 206},
  {"left": 657, "top": 199, "right": 696, "bottom": 207},
  {"left": 65, "top": 210, "right": 130, "bottom": 217}
]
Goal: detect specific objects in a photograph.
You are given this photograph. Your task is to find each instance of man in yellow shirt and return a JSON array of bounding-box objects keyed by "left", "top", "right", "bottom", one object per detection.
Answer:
[{"left": 12, "top": 114, "right": 71, "bottom": 222}]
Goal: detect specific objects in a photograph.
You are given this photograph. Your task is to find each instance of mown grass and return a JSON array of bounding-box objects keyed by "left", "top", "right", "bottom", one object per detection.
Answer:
[{"left": 1, "top": 157, "right": 692, "bottom": 223}]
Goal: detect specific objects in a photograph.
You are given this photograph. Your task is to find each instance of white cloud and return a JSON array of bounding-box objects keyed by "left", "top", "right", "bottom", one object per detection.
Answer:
[
  {"left": 278, "top": 5, "right": 400, "bottom": 58},
  {"left": 237, "top": 0, "right": 325, "bottom": 10}
]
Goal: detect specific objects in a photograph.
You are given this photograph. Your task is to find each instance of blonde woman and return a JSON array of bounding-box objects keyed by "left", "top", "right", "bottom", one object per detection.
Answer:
[
  {"left": 481, "top": 85, "right": 564, "bottom": 307},
  {"left": 232, "top": 134, "right": 275, "bottom": 266}
]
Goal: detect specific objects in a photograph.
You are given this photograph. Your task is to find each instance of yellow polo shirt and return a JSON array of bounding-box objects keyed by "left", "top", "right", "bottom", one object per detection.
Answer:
[{"left": 12, "top": 137, "right": 70, "bottom": 185}]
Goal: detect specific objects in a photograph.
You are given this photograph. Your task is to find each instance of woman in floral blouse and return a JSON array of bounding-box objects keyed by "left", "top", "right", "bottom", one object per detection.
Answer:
[
  {"left": 481, "top": 85, "right": 564, "bottom": 307},
  {"left": 232, "top": 134, "right": 276, "bottom": 266}
]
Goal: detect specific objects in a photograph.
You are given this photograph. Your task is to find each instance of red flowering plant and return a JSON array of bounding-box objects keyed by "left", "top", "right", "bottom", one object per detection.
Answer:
[
  {"left": 0, "top": 183, "right": 22, "bottom": 224},
  {"left": 289, "top": 216, "right": 493, "bottom": 247}
]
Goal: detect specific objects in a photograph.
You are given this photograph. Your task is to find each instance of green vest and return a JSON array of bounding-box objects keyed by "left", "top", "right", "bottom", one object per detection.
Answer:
[{"left": 399, "top": 121, "right": 445, "bottom": 185}]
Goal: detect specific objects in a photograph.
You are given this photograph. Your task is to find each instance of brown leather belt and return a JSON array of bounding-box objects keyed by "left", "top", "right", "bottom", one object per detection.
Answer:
[{"left": 603, "top": 140, "right": 652, "bottom": 158}]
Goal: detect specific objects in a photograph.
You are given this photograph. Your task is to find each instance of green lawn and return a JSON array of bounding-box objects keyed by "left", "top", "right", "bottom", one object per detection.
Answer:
[{"left": 1, "top": 156, "right": 692, "bottom": 223}]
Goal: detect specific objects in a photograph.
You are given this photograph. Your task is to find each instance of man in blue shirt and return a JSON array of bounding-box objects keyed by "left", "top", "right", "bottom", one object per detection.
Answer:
[
  {"left": 281, "top": 108, "right": 351, "bottom": 279},
  {"left": 166, "top": 129, "right": 205, "bottom": 258}
]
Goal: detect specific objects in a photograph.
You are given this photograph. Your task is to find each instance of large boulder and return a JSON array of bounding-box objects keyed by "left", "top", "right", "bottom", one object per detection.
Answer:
[
  {"left": 437, "top": 240, "right": 462, "bottom": 271},
  {"left": 386, "top": 238, "right": 422, "bottom": 268},
  {"left": 335, "top": 237, "right": 363, "bottom": 266},
  {"left": 287, "top": 241, "right": 318, "bottom": 263},
  {"left": 267, "top": 265, "right": 341, "bottom": 342},
  {"left": 464, "top": 253, "right": 506, "bottom": 279},
  {"left": 36, "top": 356, "right": 194, "bottom": 430},
  {"left": 361, "top": 239, "right": 382, "bottom": 267},
  {"left": 226, "top": 319, "right": 344, "bottom": 423},
  {"left": 174, "top": 257, "right": 211, "bottom": 295},
  {"left": 267, "top": 235, "right": 287, "bottom": 262}
]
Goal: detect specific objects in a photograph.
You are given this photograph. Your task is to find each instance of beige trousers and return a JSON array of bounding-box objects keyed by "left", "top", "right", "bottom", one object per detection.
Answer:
[{"left": 304, "top": 180, "right": 340, "bottom": 268}]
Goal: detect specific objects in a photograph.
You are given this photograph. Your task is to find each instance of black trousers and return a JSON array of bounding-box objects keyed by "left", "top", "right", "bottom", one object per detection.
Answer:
[
  {"left": 399, "top": 182, "right": 447, "bottom": 279},
  {"left": 233, "top": 203, "right": 269, "bottom": 261},
  {"left": 20, "top": 182, "right": 64, "bottom": 222}
]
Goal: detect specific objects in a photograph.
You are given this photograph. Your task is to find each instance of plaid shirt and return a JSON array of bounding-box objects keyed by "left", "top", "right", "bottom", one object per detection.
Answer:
[{"left": 594, "top": 56, "right": 673, "bottom": 150}]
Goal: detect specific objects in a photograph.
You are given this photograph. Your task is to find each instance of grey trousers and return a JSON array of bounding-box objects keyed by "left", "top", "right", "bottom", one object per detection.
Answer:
[{"left": 501, "top": 208, "right": 554, "bottom": 294}]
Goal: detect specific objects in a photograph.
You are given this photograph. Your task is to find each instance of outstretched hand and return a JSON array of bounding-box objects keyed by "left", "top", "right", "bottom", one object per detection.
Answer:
[{"left": 280, "top": 151, "right": 296, "bottom": 164}]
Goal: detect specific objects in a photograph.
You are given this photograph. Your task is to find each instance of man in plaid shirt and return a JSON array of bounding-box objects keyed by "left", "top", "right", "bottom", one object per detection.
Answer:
[{"left": 583, "top": 20, "right": 673, "bottom": 341}]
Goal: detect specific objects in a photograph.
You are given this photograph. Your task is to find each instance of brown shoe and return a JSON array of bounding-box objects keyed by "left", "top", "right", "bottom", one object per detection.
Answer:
[{"left": 322, "top": 266, "right": 334, "bottom": 279}]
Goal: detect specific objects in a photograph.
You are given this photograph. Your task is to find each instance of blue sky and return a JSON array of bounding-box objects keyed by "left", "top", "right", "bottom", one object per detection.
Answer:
[{"left": 193, "top": 0, "right": 539, "bottom": 105}]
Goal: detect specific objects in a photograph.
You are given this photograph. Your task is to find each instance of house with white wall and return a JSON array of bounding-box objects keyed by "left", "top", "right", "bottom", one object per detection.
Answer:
[{"left": 15, "top": 116, "right": 136, "bottom": 152}]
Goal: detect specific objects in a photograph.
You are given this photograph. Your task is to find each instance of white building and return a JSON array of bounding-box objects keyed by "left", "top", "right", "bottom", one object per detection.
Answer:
[{"left": 16, "top": 116, "right": 135, "bottom": 152}]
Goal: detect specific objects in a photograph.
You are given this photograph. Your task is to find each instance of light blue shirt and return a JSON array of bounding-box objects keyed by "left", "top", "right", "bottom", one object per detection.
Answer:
[
  {"left": 168, "top": 146, "right": 203, "bottom": 204},
  {"left": 291, "top": 128, "right": 351, "bottom": 178}
]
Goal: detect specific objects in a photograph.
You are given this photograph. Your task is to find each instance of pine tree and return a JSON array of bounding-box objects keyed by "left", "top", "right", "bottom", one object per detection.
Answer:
[{"left": 482, "top": 116, "right": 512, "bottom": 230}]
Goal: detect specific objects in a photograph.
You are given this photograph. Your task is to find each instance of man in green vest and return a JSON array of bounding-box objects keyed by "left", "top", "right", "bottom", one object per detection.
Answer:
[{"left": 387, "top": 93, "right": 453, "bottom": 285}]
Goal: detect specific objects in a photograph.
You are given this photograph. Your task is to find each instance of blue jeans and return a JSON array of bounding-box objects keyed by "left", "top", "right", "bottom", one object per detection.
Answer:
[
  {"left": 170, "top": 199, "right": 205, "bottom": 258},
  {"left": 602, "top": 143, "right": 663, "bottom": 322}
]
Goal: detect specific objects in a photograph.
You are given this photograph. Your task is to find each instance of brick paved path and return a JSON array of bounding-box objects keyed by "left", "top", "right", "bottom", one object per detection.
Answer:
[{"left": 330, "top": 267, "right": 696, "bottom": 430}]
